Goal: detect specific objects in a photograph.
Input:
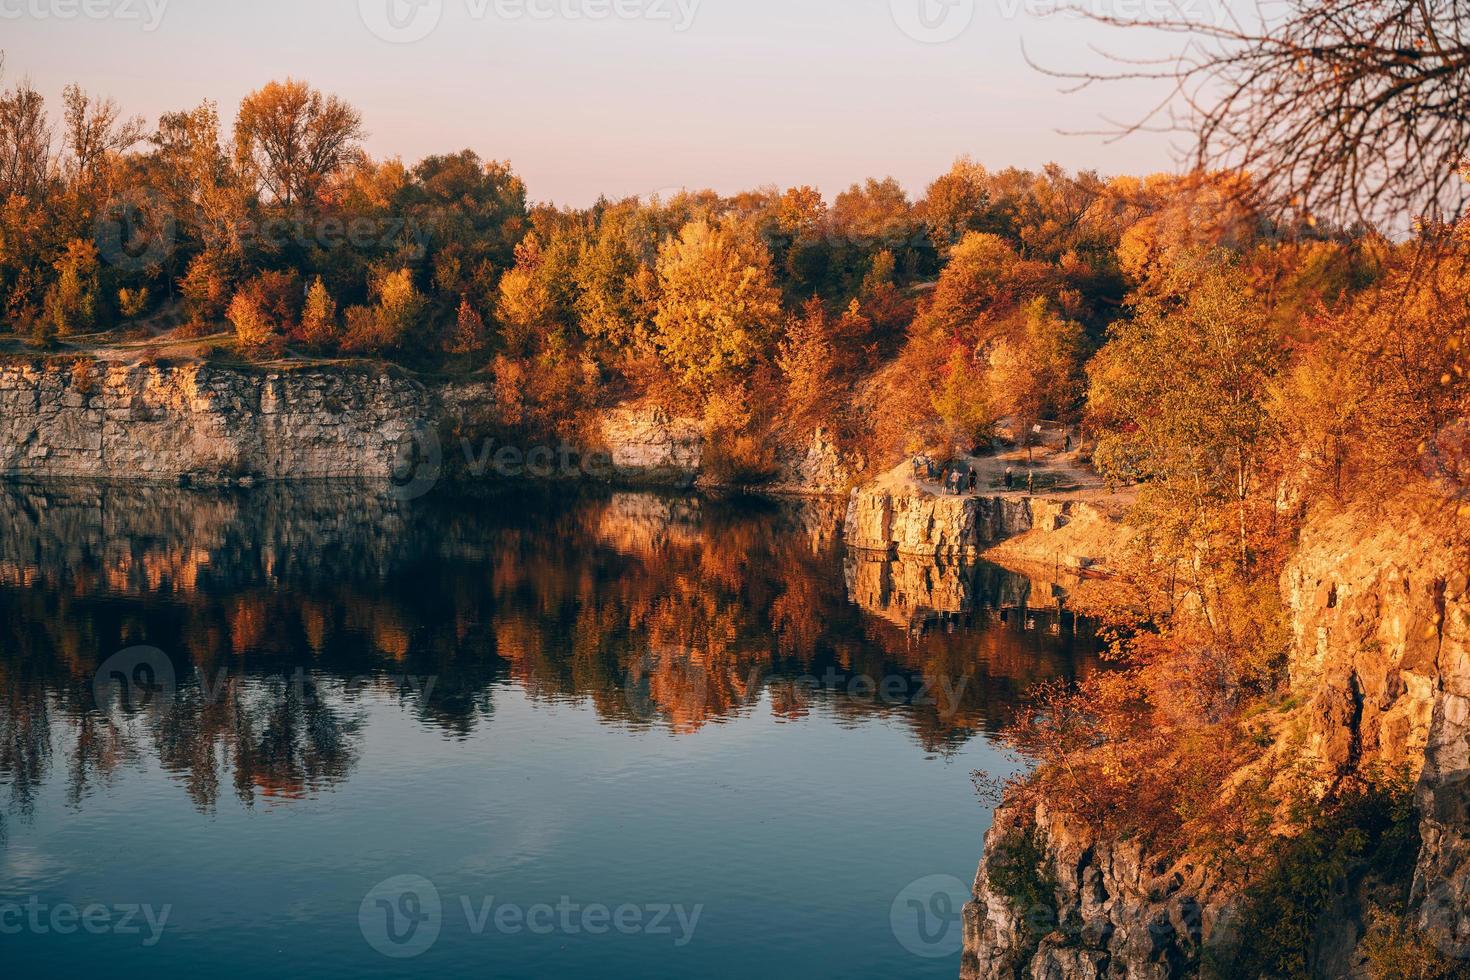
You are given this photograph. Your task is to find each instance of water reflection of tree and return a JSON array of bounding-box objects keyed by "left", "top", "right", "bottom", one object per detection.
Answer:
[
  {"left": 0, "top": 485, "right": 1100, "bottom": 813},
  {"left": 0, "top": 658, "right": 54, "bottom": 822}
]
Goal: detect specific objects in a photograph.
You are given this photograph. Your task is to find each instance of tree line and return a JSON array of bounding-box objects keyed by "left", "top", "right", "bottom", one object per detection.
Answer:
[{"left": 1, "top": 66, "right": 1466, "bottom": 503}]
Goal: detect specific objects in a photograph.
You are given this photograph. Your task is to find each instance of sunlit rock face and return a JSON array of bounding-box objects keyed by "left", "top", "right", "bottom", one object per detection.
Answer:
[
  {"left": 597, "top": 406, "right": 704, "bottom": 487},
  {"left": 1284, "top": 504, "right": 1470, "bottom": 962},
  {"left": 768, "top": 427, "right": 863, "bottom": 496},
  {"left": 0, "top": 361, "right": 439, "bottom": 482},
  {"left": 843, "top": 487, "right": 1036, "bottom": 558},
  {"left": 596, "top": 408, "right": 862, "bottom": 493},
  {"left": 0, "top": 367, "right": 854, "bottom": 495},
  {"left": 960, "top": 498, "right": 1470, "bottom": 978}
]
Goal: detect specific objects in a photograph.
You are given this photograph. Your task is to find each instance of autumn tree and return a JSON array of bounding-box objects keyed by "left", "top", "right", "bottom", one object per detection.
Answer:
[
  {"left": 921, "top": 157, "right": 992, "bottom": 253},
  {"left": 406, "top": 150, "right": 528, "bottom": 306},
  {"left": 297, "top": 277, "right": 338, "bottom": 349},
  {"left": 448, "top": 296, "right": 488, "bottom": 355},
  {"left": 117, "top": 287, "right": 149, "bottom": 319},
  {"left": 931, "top": 347, "right": 995, "bottom": 449},
  {"left": 227, "top": 290, "right": 272, "bottom": 351},
  {"left": 777, "top": 298, "right": 838, "bottom": 421},
  {"left": 151, "top": 100, "right": 252, "bottom": 259},
  {"left": 916, "top": 232, "right": 1028, "bottom": 342},
  {"left": 227, "top": 270, "right": 301, "bottom": 353},
  {"left": 1088, "top": 252, "right": 1284, "bottom": 567},
  {"left": 574, "top": 200, "right": 659, "bottom": 354},
  {"left": 496, "top": 234, "right": 560, "bottom": 357},
  {"left": 60, "top": 84, "right": 145, "bottom": 190},
  {"left": 345, "top": 267, "right": 425, "bottom": 353},
  {"left": 234, "top": 79, "right": 364, "bottom": 209},
  {"left": 990, "top": 297, "right": 1087, "bottom": 449},
  {"left": 179, "top": 249, "right": 233, "bottom": 328},
  {"left": 0, "top": 68, "right": 51, "bottom": 202},
  {"left": 42, "top": 239, "right": 102, "bottom": 339},
  {"left": 830, "top": 177, "right": 929, "bottom": 286},
  {"left": 1272, "top": 254, "right": 1470, "bottom": 503},
  {"left": 653, "top": 216, "right": 783, "bottom": 387}
]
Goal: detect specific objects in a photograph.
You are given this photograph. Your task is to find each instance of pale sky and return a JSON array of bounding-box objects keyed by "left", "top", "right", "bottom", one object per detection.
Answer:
[{"left": 2, "top": 0, "right": 1181, "bottom": 206}]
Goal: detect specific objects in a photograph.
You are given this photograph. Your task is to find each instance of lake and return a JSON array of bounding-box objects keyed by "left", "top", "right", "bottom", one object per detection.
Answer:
[{"left": 0, "top": 483, "right": 1098, "bottom": 978}]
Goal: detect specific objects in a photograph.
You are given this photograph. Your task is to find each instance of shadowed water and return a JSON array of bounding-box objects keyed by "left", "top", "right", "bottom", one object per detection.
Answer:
[{"left": 0, "top": 483, "right": 1098, "bottom": 979}]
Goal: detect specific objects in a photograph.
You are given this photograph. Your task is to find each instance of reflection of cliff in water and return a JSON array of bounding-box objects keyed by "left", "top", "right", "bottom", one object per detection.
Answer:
[
  {"left": 845, "top": 550, "right": 1091, "bottom": 638},
  {"left": 0, "top": 482, "right": 1097, "bottom": 822}
]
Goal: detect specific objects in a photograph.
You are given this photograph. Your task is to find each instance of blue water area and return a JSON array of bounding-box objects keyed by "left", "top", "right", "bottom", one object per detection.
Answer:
[{"left": 0, "top": 484, "right": 1097, "bottom": 978}]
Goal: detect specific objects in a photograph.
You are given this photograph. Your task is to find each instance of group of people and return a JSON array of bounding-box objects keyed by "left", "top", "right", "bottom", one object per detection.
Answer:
[
  {"left": 942, "top": 466, "right": 980, "bottom": 496},
  {"left": 911, "top": 454, "right": 939, "bottom": 481},
  {"left": 912, "top": 454, "right": 1038, "bottom": 496},
  {"left": 1003, "top": 466, "right": 1036, "bottom": 494}
]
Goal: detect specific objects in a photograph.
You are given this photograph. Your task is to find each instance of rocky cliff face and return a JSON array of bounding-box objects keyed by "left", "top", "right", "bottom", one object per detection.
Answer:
[
  {"left": 0, "top": 361, "right": 441, "bottom": 483},
  {"left": 962, "top": 801, "right": 1218, "bottom": 980},
  {"left": 595, "top": 405, "right": 862, "bottom": 493},
  {"left": 597, "top": 406, "right": 705, "bottom": 487},
  {"left": 767, "top": 427, "right": 864, "bottom": 496},
  {"left": 0, "top": 363, "right": 853, "bottom": 495},
  {"left": 1285, "top": 504, "right": 1470, "bottom": 965},
  {"left": 961, "top": 498, "right": 1470, "bottom": 978},
  {"left": 843, "top": 485, "right": 1047, "bottom": 558}
]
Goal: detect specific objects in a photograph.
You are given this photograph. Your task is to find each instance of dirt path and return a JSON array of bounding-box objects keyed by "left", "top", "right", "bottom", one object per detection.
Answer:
[{"left": 878, "top": 442, "right": 1128, "bottom": 506}]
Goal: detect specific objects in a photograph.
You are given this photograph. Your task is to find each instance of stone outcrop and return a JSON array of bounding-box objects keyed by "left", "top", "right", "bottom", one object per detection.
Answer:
[
  {"left": 767, "top": 427, "right": 864, "bottom": 496},
  {"left": 0, "top": 362, "right": 856, "bottom": 495},
  {"left": 597, "top": 405, "right": 705, "bottom": 487},
  {"left": 843, "top": 485, "right": 1041, "bottom": 558},
  {"left": 962, "top": 799, "right": 1219, "bottom": 980},
  {"left": 963, "top": 804, "right": 1214, "bottom": 980},
  {"left": 1284, "top": 504, "right": 1470, "bottom": 964},
  {"left": 0, "top": 360, "right": 441, "bottom": 483},
  {"left": 595, "top": 406, "right": 863, "bottom": 494},
  {"left": 961, "top": 497, "right": 1470, "bottom": 978}
]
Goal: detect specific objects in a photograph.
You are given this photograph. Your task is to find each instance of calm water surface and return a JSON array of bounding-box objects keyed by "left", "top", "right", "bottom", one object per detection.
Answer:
[{"left": 0, "top": 484, "right": 1097, "bottom": 978}]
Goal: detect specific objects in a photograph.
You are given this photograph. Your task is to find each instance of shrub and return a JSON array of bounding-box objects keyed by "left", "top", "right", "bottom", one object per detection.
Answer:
[
  {"left": 118, "top": 287, "right": 150, "bottom": 320},
  {"left": 70, "top": 358, "right": 98, "bottom": 395},
  {"left": 986, "top": 827, "right": 1058, "bottom": 939},
  {"left": 43, "top": 239, "right": 102, "bottom": 336},
  {"left": 180, "top": 250, "right": 233, "bottom": 327},
  {"left": 227, "top": 271, "right": 302, "bottom": 355},
  {"left": 297, "top": 277, "right": 338, "bottom": 350},
  {"left": 1215, "top": 774, "right": 1419, "bottom": 980},
  {"left": 1361, "top": 906, "right": 1463, "bottom": 980}
]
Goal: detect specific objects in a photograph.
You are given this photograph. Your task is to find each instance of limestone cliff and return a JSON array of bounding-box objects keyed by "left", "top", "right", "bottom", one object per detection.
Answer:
[
  {"left": 960, "top": 498, "right": 1470, "bottom": 978},
  {"left": 842, "top": 481, "right": 1129, "bottom": 564},
  {"left": 594, "top": 404, "right": 862, "bottom": 493},
  {"left": 0, "top": 362, "right": 857, "bottom": 495},
  {"left": 0, "top": 360, "right": 444, "bottom": 483},
  {"left": 596, "top": 406, "right": 705, "bottom": 487},
  {"left": 844, "top": 486, "right": 1035, "bottom": 558}
]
